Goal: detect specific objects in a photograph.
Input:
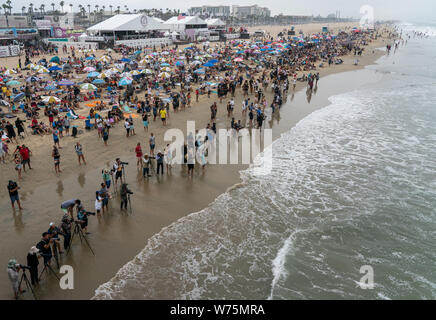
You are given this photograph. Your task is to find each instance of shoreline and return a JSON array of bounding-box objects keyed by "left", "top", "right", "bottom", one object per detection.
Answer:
[{"left": 0, "top": 23, "right": 390, "bottom": 299}]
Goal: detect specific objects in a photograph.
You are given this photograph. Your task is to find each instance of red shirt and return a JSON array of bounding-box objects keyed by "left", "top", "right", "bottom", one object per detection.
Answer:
[
  {"left": 20, "top": 147, "right": 30, "bottom": 160},
  {"left": 135, "top": 146, "right": 142, "bottom": 157},
  {"left": 31, "top": 119, "right": 37, "bottom": 126}
]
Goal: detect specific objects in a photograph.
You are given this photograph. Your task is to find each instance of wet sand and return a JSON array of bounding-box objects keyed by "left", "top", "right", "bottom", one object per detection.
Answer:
[{"left": 0, "top": 24, "right": 390, "bottom": 299}]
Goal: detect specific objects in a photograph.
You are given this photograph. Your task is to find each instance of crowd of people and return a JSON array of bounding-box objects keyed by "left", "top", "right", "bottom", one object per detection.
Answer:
[{"left": 2, "top": 25, "right": 399, "bottom": 299}]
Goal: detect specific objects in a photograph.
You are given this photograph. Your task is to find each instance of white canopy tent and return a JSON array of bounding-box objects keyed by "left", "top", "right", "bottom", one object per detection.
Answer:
[
  {"left": 87, "top": 14, "right": 167, "bottom": 33},
  {"left": 205, "top": 18, "right": 226, "bottom": 28}
]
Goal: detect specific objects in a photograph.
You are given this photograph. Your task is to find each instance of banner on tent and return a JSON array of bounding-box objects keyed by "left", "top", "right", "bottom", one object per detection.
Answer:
[
  {"left": 115, "top": 38, "right": 173, "bottom": 48},
  {"left": 0, "top": 45, "right": 20, "bottom": 58}
]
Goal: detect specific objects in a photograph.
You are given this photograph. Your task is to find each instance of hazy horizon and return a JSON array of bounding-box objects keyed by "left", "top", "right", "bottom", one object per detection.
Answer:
[{"left": 1, "top": 0, "right": 435, "bottom": 22}]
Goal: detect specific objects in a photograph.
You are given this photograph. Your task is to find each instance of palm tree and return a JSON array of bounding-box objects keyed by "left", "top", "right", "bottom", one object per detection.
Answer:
[
  {"left": 6, "top": 0, "right": 12, "bottom": 14},
  {"left": 87, "top": 4, "right": 90, "bottom": 17},
  {"left": 116, "top": 6, "right": 120, "bottom": 14},
  {"left": 51, "top": 3, "right": 55, "bottom": 12},
  {"left": 124, "top": 5, "right": 128, "bottom": 13},
  {"left": 60, "top": 1, "right": 65, "bottom": 13},
  {"left": 69, "top": 3, "right": 73, "bottom": 13},
  {"left": 109, "top": 5, "right": 112, "bottom": 16},
  {"left": 39, "top": 4, "right": 44, "bottom": 14},
  {"left": 2, "top": 5, "right": 9, "bottom": 27},
  {"left": 21, "top": 6, "right": 26, "bottom": 16}
]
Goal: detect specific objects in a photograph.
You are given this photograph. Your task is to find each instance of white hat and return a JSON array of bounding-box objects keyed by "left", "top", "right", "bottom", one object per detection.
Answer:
[
  {"left": 49, "top": 222, "right": 55, "bottom": 227},
  {"left": 29, "top": 246, "right": 39, "bottom": 254}
]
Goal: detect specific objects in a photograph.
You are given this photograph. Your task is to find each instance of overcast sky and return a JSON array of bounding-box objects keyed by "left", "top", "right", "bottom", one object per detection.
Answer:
[{"left": 7, "top": 0, "right": 436, "bottom": 22}]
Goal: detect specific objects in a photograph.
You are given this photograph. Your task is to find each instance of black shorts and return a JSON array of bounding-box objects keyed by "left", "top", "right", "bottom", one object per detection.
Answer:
[{"left": 116, "top": 171, "right": 122, "bottom": 179}]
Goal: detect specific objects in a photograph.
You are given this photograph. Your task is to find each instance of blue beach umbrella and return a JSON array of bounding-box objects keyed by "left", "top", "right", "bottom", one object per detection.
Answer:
[
  {"left": 207, "top": 59, "right": 218, "bottom": 64},
  {"left": 87, "top": 72, "right": 100, "bottom": 78},
  {"left": 175, "top": 61, "right": 184, "bottom": 67},
  {"left": 49, "top": 66, "right": 62, "bottom": 71},
  {"left": 57, "top": 80, "right": 75, "bottom": 86},
  {"left": 92, "top": 79, "right": 105, "bottom": 85},
  {"left": 50, "top": 56, "right": 60, "bottom": 63},
  {"left": 44, "top": 84, "right": 57, "bottom": 90},
  {"left": 121, "top": 58, "right": 131, "bottom": 62},
  {"left": 194, "top": 69, "right": 205, "bottom": 74},
  {"left": 160, "top": 63, "right": 170, "bottom": 67},
  {"left": 85, "top": 56, "right": 95, "bottom": 60},
  {"left": 13, "top": 92, "right": 25, "bottom": 102},
  {"left": 203, "top": 62, "right": 215, "bottom": 67},
  {"left": 118, "top": 77, "right": 133, "bottom": 86},
  {"left": 6, "top": 80, "right": 21, "bottom": 87}
]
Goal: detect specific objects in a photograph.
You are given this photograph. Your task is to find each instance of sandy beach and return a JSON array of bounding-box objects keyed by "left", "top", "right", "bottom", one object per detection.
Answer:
[{"left": 0, "top": 22, "right": 392, "bottom": 299}]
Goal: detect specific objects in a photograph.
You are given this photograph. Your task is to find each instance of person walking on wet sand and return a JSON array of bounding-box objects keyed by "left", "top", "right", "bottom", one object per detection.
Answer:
[
  {"left": 135, "top": 142, "right": 143, "bottom": 167},
  {"left": 120, "top": 183, "right": 133, "bottom": 210},
  {"left": 149, "top": 133, "right": 156, "bottom": 156},
  {"left": 75, "top": 142, "right": 86, "bottom": 165},
  {"left": 7, "top": 180, "right": 23, "bottom": 210},
  {"left": 52, "top": 145, "right": 61, "bottom": 174}
]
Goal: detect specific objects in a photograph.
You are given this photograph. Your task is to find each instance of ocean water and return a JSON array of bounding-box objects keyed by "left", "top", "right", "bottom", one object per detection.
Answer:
[{"left": 93, "top": 24, "right": 436, "bottom": 300}]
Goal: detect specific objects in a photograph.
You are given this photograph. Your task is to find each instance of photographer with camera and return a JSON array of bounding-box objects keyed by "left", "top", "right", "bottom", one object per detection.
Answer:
[
  {"left": 48, "top": 222, "right": 65, "bottom": 254},
  {"left": 77, "top": 208, "right": 95, "bottom": 234},
  {"left": 7, "top": 259, "right": 25, "bottom": 299},
  {"left": 113, "top": 158, "right": 128, "bottom": 186},
  {"left": 120, "top": 183, "right": 133, "bottom": 211},
  {"left": 36, "top": 232, "right": 53, "bottom": 266},
  {"left": 60, "top": 214, "right": 73, "bottom": 250},
  {"left": 7, "top": 180, "right": 23, "bottom": 211},
  {"left": 26, "top": 247, "right": 40, "bottom": 286},
  {"left": 60, "top": 199, "right": 82, "bottom": 219}
]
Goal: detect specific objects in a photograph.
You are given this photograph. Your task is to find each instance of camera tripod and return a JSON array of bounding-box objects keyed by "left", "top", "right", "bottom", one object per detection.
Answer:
[
  {"left": 39, "top": 261, "right": 60, "bottom": 282},
  {"left": 51, "top": 240, "right": 61, "bottom": 270},
  {"left": 18, "top": 269, "right": 37, "bottom": 300},
  {"left": 66, "top": 221, "right": 95, "bottom": 256}
]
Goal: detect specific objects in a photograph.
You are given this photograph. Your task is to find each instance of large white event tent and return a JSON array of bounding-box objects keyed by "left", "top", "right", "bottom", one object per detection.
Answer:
[{"left": 87, "top": 14, "right": 168, "bottom": 39}]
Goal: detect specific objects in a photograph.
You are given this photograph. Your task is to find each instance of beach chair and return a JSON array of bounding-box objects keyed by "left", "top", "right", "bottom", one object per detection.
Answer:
[{"left": 85, "top": 119, "right": 94, "bottom": 130}]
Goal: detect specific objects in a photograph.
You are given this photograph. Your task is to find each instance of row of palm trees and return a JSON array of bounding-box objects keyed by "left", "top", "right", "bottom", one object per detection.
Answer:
[
  {"left": 0, "top": 1, "right": 184, "bottom": 27},
  {"left": 0, "top": 2, "right": 181, "bottom": 17}
]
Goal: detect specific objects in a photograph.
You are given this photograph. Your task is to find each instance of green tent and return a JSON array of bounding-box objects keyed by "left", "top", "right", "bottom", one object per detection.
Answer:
[{"left": 50, "top": 56, "right": 60, "bottom": 63}]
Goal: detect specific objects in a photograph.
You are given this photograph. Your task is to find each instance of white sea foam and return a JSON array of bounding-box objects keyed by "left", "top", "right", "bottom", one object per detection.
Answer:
[{"left": 93, "top": 37, "right": 436, "bottom": 300}]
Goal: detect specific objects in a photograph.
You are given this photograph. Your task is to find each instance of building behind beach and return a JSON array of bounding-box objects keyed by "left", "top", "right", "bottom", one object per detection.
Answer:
[
  {"left": 231, "top": 5, "right": 271, "bottom": 19},
  {"left": 188, "top": 6, "right": 231, "bottom": 18}
]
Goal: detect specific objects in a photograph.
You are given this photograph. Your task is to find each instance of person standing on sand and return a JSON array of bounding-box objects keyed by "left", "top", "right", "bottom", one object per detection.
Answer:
[
  {"left": 135, "top": 142, "right": 143, "bottom": 167},
  {"left": 102, "top": 125, "right": 109, "bottom": 146},
  {"left": 149, "top": 133, "right": 156, "bottom": 156},
  {"left": 52, "top": 145, "right": 61, "bottom": 174},
  {"left": 124, "top": 118, "right": 131, "bottom": 137},
  {"left": 7, "top": 180, "right": 23, "bottom": 210},
  {"left": 52, "top": 128, "right": 61, "bottom": 148},
  {"left": 19, "top": 145, "right": 32, "bottom": 171},
  {"left": 14, "top": 152, "right": 23, "bottom": 180},
  {"left": 75, "top": 142, "right": 86, "bottom": 165}
]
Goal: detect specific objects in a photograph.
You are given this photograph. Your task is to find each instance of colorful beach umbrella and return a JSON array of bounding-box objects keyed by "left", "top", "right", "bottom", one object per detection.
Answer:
[
  {"left": 80, "top": 83, "right": 97, "bottom": 91},
  {"left": 92, "top": 79, "right": 105, "bottom": 85},
  {"left": 98, "top": 55, "right": 111, "bottom": 63},
  {"left": 41, "top": 96, "right": 61, "bottom": 104},
  {"left": 57, "top": 80, "right": 75, "bottom": 86},
  {"left": 49, "top": 66, "right": 62, "bottom": 72},
  {"left": 6, "top": 80, "right": 20, "bottom": 87},
  {"left": 83, "top": 66, "right": 96, "bottom": 72},
  {"left": 158, "top": 72, "right": 171, "bottom": 79},
  {"left": 87, "top": 72, "right": 100, "bottom": 78},
  {"left": 4, "top": 69, "right": 17, "bottom": 75},
  {"left": 118, "top": 77, "right": 133, "bottom": 86}
]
